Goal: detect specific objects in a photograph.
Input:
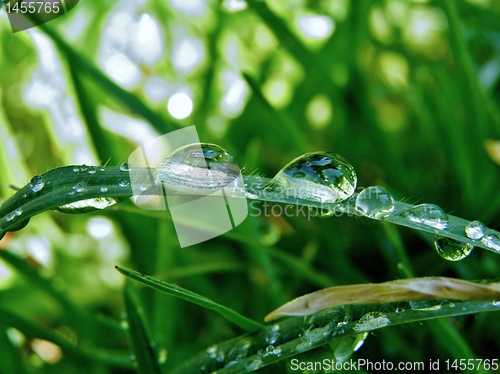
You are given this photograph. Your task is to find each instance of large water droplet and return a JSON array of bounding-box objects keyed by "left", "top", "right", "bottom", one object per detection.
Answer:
[
  {"left": 353, "top": 312, "right": 391, "bottom": 333},
  {"left": 355, "top": 186, "right": 395, "bottom": 219},
  {"left": 120, "top": 162, "right": 131, "bottom": 172},
  {"left": 481, "top": 234, "right": 500, "bottom": 252},
  {"left": 267, "top": 152, "right": 357, "bottom": 204},
  {"left": 30, "top": 175, "right": 45, "bottom": 193},
  {"left": 465, "top": 220, "right": 485, "bottom": 240},
  {"left": 403, "top": 203, "right": 448, "bottom": 230},
  {"left": 57, "top": 197, "right": 119, "bottom": 213},
  {"left": 434, "top": 236, "right": 473, "bottom": 261},
  {"left": 154, "top": 143, "right": 241, "bottom": 190}
]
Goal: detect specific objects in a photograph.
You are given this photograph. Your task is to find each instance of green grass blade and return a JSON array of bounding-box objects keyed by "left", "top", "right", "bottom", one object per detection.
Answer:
[
  {"left": 2, "top": 167, "right": 500, "bottom": 256},
  {"left": 123, "top": 280, "right": 163, "bottom": 374},
  {"left": 242, "top": 72, "right": 308, "bottom": 153},
  {"left": 116, "top": 266, "right": 264, "bottom": 332},
  {"left": 171, "top": 299, "right": 500, "bottom": 373}
]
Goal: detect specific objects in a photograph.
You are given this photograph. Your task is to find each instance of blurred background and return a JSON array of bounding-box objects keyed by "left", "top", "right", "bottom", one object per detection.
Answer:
[{"left": 1, "top": 0, "right": 500, "bottom": 372}]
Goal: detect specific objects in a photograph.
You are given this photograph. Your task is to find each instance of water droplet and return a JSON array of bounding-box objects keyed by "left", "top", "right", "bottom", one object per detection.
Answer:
[
  {"left": 355, "top": 186, "right": 395, "bottom": 219},
  {"left": 73, "top": 166, "right": 80, "bottom": 173},
  {"left": 434, "top": 236, "right": 473, "bottom": 261},
  {"left": 395, "top": 307, "right": 405, "bottom": 313},
  {"left": 267, "top": 152, "right": 357, "bottom": 204},
  {"left": 154, "top": 143, "right": 241, "bottom": 190},
  {"left": 74, "top": 181, "right": 87, "bottom": 193},
  {"left": 465, "top": 220, "right": 486, "bottom": 240},
  {"left": 481, "top": 234, "right": 500, "bottom": 252},
  {"left": 245, "top": 357, "right": 262, "bottom": 371},
  {"left": 129, "top": 355, "right": 136, "bottom": 362},
  {"left": 14, "top": 208, "right": 22, "bottom": 216},
  {"left": 206, "top": 345, "right": 217, "bottom": 359},
  {"left": 29, "top": 175, "right": 45, "bottom": 193},
  {"left": 409, "top": 300, "right": 442, "bottom": 311},
  {"left": 265, "top": 345, "right": 274, "bottom": 354},
  {"left": 157, "top": 347, "right": 167, "bottom": 364},
  {"left": 88, "top": 166, "right": 97, "bottom": 174},
  {"left": 353, "top": 312, "right": 391, "bottom": 333},
  {"left": 352, "top": 332, "right": 369, "bottom": 352},
  {"left": 80, "top": 164, "right": 88, "bottom": 172},
  {"left": 227, "top": 338, "right": 252, "bottom": 362},
  {"left": 265, "top": 325, "right": 281, "bottom": 345},
  {"left": 101, "top": 187, "right": 108, "bottom": 193},
  {"left": 119, "top": 180, "right": 130, "bottom": 187},
  {"left": 5, "top": 212, "right": 16, "bottom": 222},
  {"left": 403, "top": 203, "right": 448, "bottom": 230},
  {"left": 215, "top": 351, "right": 225, "bottom": 363},
  {"left": 120, "top": 162, "right": 131, "bottom": 172},
  {"left": 57, "top": 197, "right": 119, "bottom": 213}
]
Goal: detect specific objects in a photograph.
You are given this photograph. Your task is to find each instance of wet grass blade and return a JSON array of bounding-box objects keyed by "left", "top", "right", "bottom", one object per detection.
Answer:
[
  {"left": 116, "top": 266, "right": 264, "bottom": 332},
  {"left": 123, "top": 280, "right": 163, "bottom": 374},
  {"left": 171, "top": 299, "right": 498, "bottom": 374}
]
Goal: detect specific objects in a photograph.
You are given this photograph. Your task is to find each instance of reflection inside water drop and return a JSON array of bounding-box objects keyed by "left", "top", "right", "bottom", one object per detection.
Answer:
[
  {"left": 58, "top": 197, "right": 119, "bottom": 213},
  {"left": 403, "top": 203, "right": 448, "bottom": 230},
  {"left": 154, "top": 143, "right": 242, "bottom": 191},
  {"left": 465, "top": 220, "right": 485, "bottom": 240},
  {"left": 434, "top": 235, "right": 473, "bottom": 261},
  {"left": 30, "top": 175, "right": 45, "bottom": 193},
  {"left": 355, "top": 186, "right": 395, "bottom": 219},
  {"left": 267, "top": 151, "right": 357, "bottom": 204},
  {"left": 481, "top": 234, "right": 500, "bottom": 252}
]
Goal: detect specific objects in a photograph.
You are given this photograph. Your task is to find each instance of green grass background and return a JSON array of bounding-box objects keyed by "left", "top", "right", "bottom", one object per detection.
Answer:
[{"left": 1, "top": 0, "right": 500, "bottom": 372}]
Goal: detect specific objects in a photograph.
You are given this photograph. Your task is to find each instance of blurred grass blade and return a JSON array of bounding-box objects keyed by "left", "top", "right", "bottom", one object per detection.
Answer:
[
  {"left": 123, "top": 280, "right": 163, "bottom": 374},
  {"left": 0, "top": 308, "right": 133, "bottom": 369},
  {"left": 38, "top": 24, "right": 178, "bottom": 135},
  {"left": 116, "top": 266, "right": 264, "bottom": 332},
  {"left": 0, "top": 250, "right": 96, "bottom": 339},
  {"left": 242, "top": 73, "right": 308, "bottom": 153},
  {"left": 0, "top": 323, "right": 26, "bottom": 374}
]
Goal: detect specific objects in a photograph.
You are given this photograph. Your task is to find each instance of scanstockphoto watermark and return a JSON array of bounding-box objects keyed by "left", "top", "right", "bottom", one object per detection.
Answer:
[
  {"left": 248, "top": 200, "right": 353, "bottom": 220},
  {"left": 248, "top": 185, "right": 382, "bottom": 220},
  {"left": 3, "top": 0, "right": 80, "bottom": 33}
]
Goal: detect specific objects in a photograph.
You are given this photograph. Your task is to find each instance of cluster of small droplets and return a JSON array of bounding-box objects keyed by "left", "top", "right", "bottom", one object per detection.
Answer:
[{"left": 463, "top": 220, "right": 500, "bottom": 253}]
